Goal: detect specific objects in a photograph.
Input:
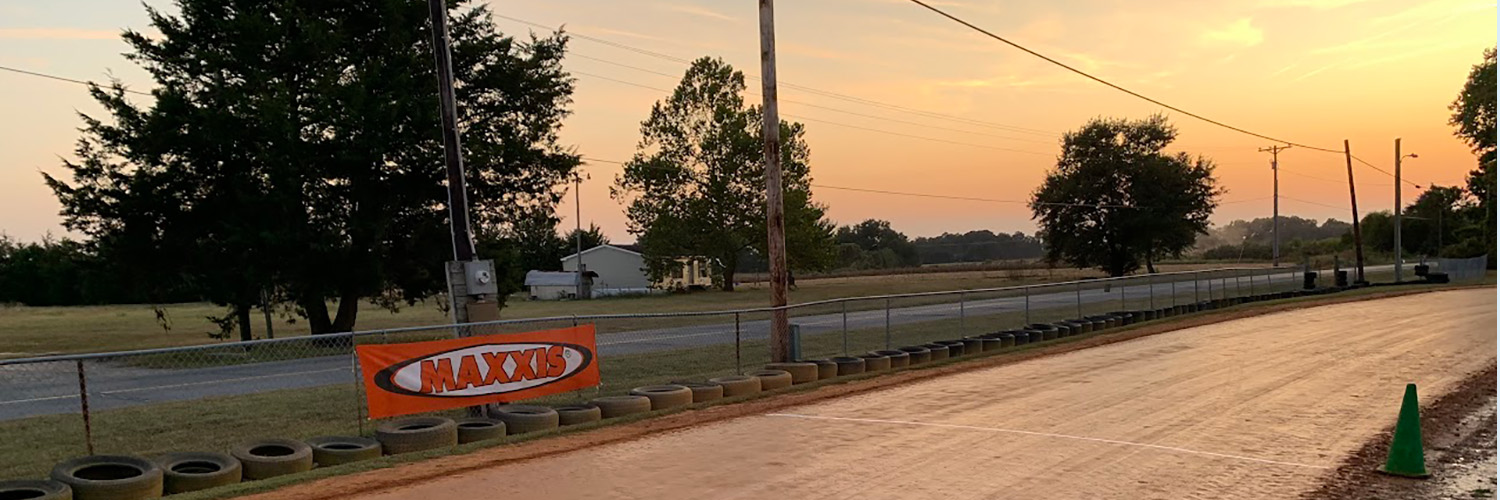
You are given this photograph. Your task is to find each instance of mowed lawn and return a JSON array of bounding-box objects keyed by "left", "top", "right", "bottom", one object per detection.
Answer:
[{"left": 0, "top": 262, "right": 1263, "bottom": 357}]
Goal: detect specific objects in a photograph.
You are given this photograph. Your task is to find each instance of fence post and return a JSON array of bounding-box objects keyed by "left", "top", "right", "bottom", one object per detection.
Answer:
[
  {"left": 1119, "top": 279, "right": 1126, "bottom": 311},
  {"left": 841, "top": 301, "right": 849, "bottom": 356},
  {"left": 1148, "top": 273, "right": 1155, "bottom": 310},
  {"left": 734, "top": 312, "right": 742, "bottom": 375},
  {"left": 884, "top": 298, "right": 892, "bottom": 349},
  {"left": 959, "top": 291, "right": 966, "bottom": 332},
  {"left": 76, "top": 360, "right": 94, "bottom": 455},
  {"left": 1193, "top": 271, "right": 1200, "bottom": 304},
  {"left": 1024, "top": 286, "right": 1031, "bottom": 324},
  {"left": 351, "top": 352, "right": 364, "bottom": 435},
  {"left": 1207, "top": 272, "right": 1214, "bottom": 302},
  {"left": 1170, "top": 278, "right": 1177, "bottom": 308},
  {"left": 1074, "top": 280, "right": 1082, "bottom": 318}
]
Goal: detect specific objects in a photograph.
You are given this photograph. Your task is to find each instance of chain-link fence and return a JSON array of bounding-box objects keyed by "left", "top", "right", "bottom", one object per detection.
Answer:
[
  {"left": 1432, "top": 255, "right": 1490, "bottom": 281},
  {"left": 0, "top": 264, "right": 1440, "bottom": 478}
]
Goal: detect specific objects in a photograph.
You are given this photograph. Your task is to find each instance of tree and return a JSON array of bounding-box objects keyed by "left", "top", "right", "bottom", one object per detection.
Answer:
[
  {"left": 1449, "top": 48, "right": 1497, "bottom": 265},
  {"left": 834, "top": 220, "right": 920, "bottom": 268},
  {"left": 44, "top": 0, "right": 580, "bottom": 338},
  {"left": 1031, "top": 115, "right": 1221, "bottom": 276},
  {"left": 613, "top": 57, "right": 834, "bottom": 291},
  {"left": 562, "top": 223, "right": 610, "bottom": 253},
  {"left": 1401, "top": 186, "right": 1465, "bottom": 256},
  {"left": 1358, "top": 211, "right": 1395, "bottom": 252}
]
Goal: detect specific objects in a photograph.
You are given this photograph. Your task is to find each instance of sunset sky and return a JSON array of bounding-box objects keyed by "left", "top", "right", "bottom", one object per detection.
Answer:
[{"left": 0, "top": 0, "right": 1494, "bottom": 243}]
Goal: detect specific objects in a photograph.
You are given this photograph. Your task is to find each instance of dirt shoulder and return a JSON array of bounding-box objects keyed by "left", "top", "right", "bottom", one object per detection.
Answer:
[
  {"left": 1304, "top": 364, "right": 1498, "bottom": 500},
  {"left": 228, "top": 284, "right": 1493, "bottom": 500}
]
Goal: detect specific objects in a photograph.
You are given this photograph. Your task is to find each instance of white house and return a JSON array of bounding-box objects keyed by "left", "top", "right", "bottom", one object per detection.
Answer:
[{"left": 559, "top": 244, "right": 712, "bottom": 297}]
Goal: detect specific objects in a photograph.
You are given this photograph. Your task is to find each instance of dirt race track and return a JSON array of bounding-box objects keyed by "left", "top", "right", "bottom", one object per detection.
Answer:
[{"left": 344, "top": 289, "right": 1494, "bottom": 500}]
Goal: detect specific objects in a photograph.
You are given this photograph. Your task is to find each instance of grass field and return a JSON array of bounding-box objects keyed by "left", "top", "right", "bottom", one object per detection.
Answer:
[{"left": 0, "top": 262, "right": 1263, "bottom": 357}]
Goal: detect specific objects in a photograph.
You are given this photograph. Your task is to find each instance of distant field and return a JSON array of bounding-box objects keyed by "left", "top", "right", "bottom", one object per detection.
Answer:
[{"left": 0, "top": 262, "right": 1267, "bottom": 357}]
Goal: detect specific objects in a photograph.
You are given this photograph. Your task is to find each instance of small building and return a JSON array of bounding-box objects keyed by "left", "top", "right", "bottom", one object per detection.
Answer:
[
  {"left": 559, "top": 244, "right": 712, "bottom": 296},
  {"left": 523, "top": 270, "right": 595, "bottom": 300}
]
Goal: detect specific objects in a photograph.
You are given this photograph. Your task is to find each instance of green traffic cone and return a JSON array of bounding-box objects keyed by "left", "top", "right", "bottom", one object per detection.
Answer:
[{"left": 1378, "top": 383, "right": 1429, "bottom": 478}]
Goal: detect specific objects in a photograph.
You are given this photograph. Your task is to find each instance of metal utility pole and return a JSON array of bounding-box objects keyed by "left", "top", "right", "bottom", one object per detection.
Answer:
[
  {"left": 574, "top": 179, "right": 585, "bottom": 299},
  {"left": 1394, "top": 140, "right": 1417, "bottom": 282},
  {"left": 1344, "top": 140, "right": 1366, "bottom": 283},
  {"left": 759, "top": 0, "right": 792, "bottom": 362},
  {"left": 1259, "top": 144, "right": 1292, "bottom": 267},
  {"left": 428, "top": 0, "right": 498, "bottom": 333}
]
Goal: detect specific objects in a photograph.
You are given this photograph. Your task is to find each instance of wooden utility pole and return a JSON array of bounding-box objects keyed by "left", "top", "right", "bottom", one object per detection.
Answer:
[
  {"left": 1394, "top": 138, "right": 1402, "bottom": 282},
  {"left": 759, "top": 0, "right": 792, "bottom": 362},
  {"left": 1344, "top": 140, "right": 1366, "bottom": 283},
  {"left": 1258, "top": 144, "right": 1292, "bottom": 267}
]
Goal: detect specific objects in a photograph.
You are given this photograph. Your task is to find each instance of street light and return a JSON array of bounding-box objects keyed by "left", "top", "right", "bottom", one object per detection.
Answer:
[{"left": 1393, "top": 144, "right": 1417, "bottom": 282}]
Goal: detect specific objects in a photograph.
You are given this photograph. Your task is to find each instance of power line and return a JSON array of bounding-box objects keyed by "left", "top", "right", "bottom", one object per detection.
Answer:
[
  {"left": 570, "top": 51, "right": 1056, "bottom": 145},
  {"left": 583, "top": 156, "right": 1128, "bottom": 208},
  {"left": 495, "top": 13, "right": 1057, "bottom": 137},
  {"left": 570, "top": 70, "right": 1051, "bottom": 155},
  {"left": 904, "top": 1, "right": 1339, "bottom": 152},
  {"left": 1280, "top": 196, "right": 1345, "bottom": 210},
  {"left": 0, "top": 65, "right": 151, "bottom": 96},
  {"left": 904, "top": 0, "right": 1424, "bottom": 187}
]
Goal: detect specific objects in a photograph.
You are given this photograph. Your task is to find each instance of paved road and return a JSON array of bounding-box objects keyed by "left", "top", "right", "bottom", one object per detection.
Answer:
[{"left": 0, "top": 268, "right": 1354, "bottom": 420}]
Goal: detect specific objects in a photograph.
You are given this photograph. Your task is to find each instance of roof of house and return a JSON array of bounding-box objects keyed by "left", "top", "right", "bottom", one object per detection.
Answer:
[
  {"left": 561, "top": 243, "right": 642, "bottom": 262},
  {"left": 524, "top": 270, "right": 596, "bottom": 287}
]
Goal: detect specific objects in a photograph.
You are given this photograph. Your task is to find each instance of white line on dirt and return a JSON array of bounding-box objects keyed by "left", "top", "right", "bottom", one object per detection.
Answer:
[{"left": 766, "top": 413, "right": 1330, "bottom": 470}]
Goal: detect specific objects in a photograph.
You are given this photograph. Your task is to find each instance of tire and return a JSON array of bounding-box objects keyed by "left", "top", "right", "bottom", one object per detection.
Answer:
[
  {"left": 670, "top": 381, "right": 726, "bottom": 402},
  {"left": 997, "top": 332, "right": 1018, "bottom": 347},
  {"left": 871, "top": 350, "right": 909, "bottom": 368},
  {"left": 155, "top": 452, "right": 241, "bottom": 494},
  {"left": 897, "top": 346, "right": 931, "bottom": 364},
  {"left": 763, "top": 362, "right": 819, "bottom": 384},
  {"left": 1026, "top": 324, "right": 1059, "bottom": 341},
  {"left": 554, "top": 404, "right": 603, "bottom": 426},
  {"left": 487, "top": 405, "right": 560, "bottom": 435},
  {"left": 305, "top": 436, "right": 382, "bottom": 467},
  {"left": 590, "top": 395, "right": 653, "bottom": 418},
  {"left": 0, "top": 479, "right": 72, "bottom": 500},
  {"left": 857, "top": 353, "right": 891, "bottom": 371},
  {"left": 977, "top": 337, "right": 1002, "bottom": 352},
  {"left": 630, "top": 385, "right": 694, "bottom": 410},
  {"left": 709, "top": 375, "right": 762, "bottom": 397},
  {"left": 959, "top": 337, "right": 984, "bottom": 353},
  {"left": 228, "top": 439, "right": 313, "bottom": 481},
  {"left": 374, "top": 416, "right": 458, "bottom": 455},
  {"left": 829, "top": 356, "right": 866, "bottom": 375},
  {"left": 923, "top": 344, "right": 950, "bottom": 361},
  {"left": 51, "top": 455, "right": 162, "bottom": 500},
  {"left": 802, "top": 359, "right": 838, "bottom": 379},
  {"left": 455, "top": 417, "right": 508, "bottom": 444},
  {"left": 1061, "top": 320, "right": 1089, "bottom": 335},
  {"left": 749, "top": 369, "right": 794, "bottom": 390},
  {"left": 935, "top": 340, "right": 966, "bottom": 356}
]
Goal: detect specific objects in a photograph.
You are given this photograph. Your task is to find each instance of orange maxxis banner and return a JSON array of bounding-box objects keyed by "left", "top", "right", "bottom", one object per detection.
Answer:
[{"left": 356, "top": 325, "right": 599, "bottom": 419}]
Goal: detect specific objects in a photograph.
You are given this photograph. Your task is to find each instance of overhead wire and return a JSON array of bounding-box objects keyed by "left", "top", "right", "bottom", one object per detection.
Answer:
[
  {"left": 570, "top": 70, "right": 1052, "bottom": 155},
  {"left": 903, "top": 0, "right": 1424, "bottom": 188},
  {"left": 569, "top": 51, "right": 1056, "bottom": 145},
  {"left": 494, "top": 13, "right": 1057, "bottom": 137},
  {"left": 0, "top": 65, "right": 151, "bottom": 96}
]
